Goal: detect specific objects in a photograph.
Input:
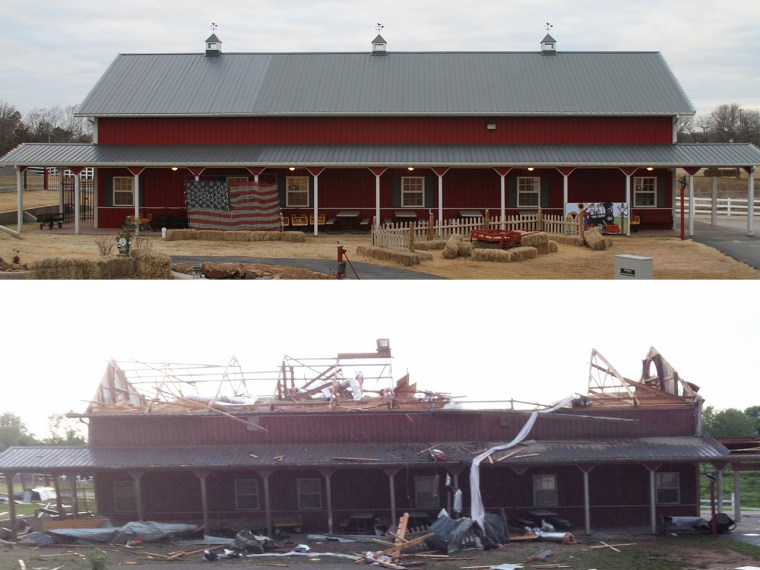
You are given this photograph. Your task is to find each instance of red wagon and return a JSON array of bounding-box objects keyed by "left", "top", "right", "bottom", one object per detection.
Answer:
[{"left": 470, "top": 229, "right": 523, "bottom": 249}]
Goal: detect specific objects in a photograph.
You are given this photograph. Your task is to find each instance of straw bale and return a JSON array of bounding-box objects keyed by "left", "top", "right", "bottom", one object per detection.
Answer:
[
  {"left": 457, "top": 240, "right": 474, "bottom": 257},
  {"left": 222, "top": 231, "right": 253, "bottom": 242},
  {"left": 414, "top": 240, "right": 447, "bottom": 251},
  {"left": 29, "top": 257, "right": 100, "bottom": 279},
  {"left": 196, "top": 230, "right": 224, "bottom": 241},
  {"left": 471, "top": 248, "right": 513, "bottom": 262},
  {"left": 281, "top": 231, "right": 306, "bottom": 243},
  {"left": 443, "top": 234, "right": 464, "bottom": 259},
  {"left": 166, "top": 229, "right": 198, "bottom": 241},
  {"left": 134, "top": 252, "right": 172, "bottom": 279},
  {"left": 550, "top": 235, "right": 583, "bottom": 246},
  {"left": 583, "top": 228, "right": 607, "bottom": 250},
  {"left": 509, "top": 246, "right": 538, "bottom": 261},
  {"left": 548, "top": 240, "right": 559, "bottom": 252},
  {"left": 98, "top": 257, "right": 138, "bottom": 279},
  {"left": 249, "top": 231, "right": 284, "bottom": 242},
  {"left": 604, "top": 237, "right": 614, "bottom": 248},
  {"left": 520, "top": 232, "right": 549, "bottom": 248},
  {"left": 356, "top": 245, "right": 424, "bottom": 266}
]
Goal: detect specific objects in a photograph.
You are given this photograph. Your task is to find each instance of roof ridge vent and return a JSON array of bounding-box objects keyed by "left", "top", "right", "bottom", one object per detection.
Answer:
[
  {"left": 205, "top": 23, "right": 222, "bottom": 57},
  {"left": 372, "top": 23, "right": 387, "bottom": 56},
  {"left": 541, "top": 22, "right": 556, "bottom": 55}
]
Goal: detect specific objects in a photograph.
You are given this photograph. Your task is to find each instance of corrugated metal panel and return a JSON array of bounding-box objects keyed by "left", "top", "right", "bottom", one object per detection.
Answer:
[
  {"left": 3, "top": 142, "right": 759, "bottom": 168},
  {"left": 76, "top": 51, "right": 694, "bottom": 117}
]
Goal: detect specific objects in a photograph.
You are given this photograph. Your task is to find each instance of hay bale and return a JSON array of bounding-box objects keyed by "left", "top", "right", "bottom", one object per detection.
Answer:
[
  {"left": 443, "top": 234, "right": 464, "bottom": 259},
  {"left": 196, "top": 230, "right": 224, "bottom": 241},
  {"left": 223, "top": 231, "right": 253, "bottom": 242},
  {"left": 134, "top": 252, "right": 172, "bottom": 279},
  {"left": 166, "top": 229, "right": 198, "bottom": 241},
  {"left": 250, "top": 231, "right": 283, "bottom": 242},
  {"left": 550, "top": 234, "right": 583, "bottom": 246},
  {"left": 356, "top": 245, "right": 423, "bottom": 266},
  {"left": 509, "top": 246, "right": 538, "bottom": 261},
  {"left": 414, "top": 240, "right": 447, "bottom": 251},
  {"left": 98, "top": 257, "right": 138, "bottom": 279},
  {"left": 457, "top": 240, "right": 474, "bottom": 257},
  {"left": 471, "top": 248, "right": 513, "bottom": 262},
  {"left": 583, "top": 228, "right": 607, "bottom": 250},
  {"left": 520, "top": 231, "right": 549, "bottom": 248},
  {"left": 604, "top": 237, "right": 613, "bottom": 249},
  {"left": 29, "top": 258, "right": 100, "bottom": 279},
  {"left": 548, "top": 240, "right": 559, "bottom": 252},
  {"left": 281, "top": 231, "right": 306, "bottom": 243}
]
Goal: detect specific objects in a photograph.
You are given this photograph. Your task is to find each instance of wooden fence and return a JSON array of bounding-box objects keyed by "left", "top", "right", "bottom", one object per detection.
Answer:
[{"left": 372, "top": 210, "right": 582, "bottom": 252}]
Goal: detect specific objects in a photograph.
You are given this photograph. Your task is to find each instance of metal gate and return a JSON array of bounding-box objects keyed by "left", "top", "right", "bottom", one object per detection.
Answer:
[{"left": 48, "top": 168, "right": 94, "bottom": 223}]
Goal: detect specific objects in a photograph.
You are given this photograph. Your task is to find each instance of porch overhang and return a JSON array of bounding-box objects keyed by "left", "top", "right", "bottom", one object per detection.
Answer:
[{"left": 2, "top": 142, "right": 759, "bottom": 170}]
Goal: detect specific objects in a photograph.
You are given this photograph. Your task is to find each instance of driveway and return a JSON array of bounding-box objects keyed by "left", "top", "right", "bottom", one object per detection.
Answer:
[{"left": 689, "top": 218, "right": 760, "bottom": 270}]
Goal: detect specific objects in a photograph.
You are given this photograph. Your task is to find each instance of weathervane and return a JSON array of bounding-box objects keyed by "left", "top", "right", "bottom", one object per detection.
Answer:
[
  {"left": 375, "top": 23, "right": 384, "bottom": 33},
  {"left": 210, "top": 22, "right": 218, "bottom": 33},
  {"left": 544, "top": 22, "right": 553, "bottom": 32}
]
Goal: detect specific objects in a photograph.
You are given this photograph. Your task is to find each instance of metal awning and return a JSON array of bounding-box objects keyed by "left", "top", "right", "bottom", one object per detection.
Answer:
[{"left": 2, "top": 142, "right": 759, "bottom": 169}]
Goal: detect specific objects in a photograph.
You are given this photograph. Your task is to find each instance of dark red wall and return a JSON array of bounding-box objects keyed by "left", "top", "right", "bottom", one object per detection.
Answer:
[{"left": 98, "top": 116, "right": 674, "bottom": 145}]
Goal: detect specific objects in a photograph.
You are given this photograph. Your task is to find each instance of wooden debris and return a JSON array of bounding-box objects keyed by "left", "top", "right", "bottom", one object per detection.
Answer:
[
  {"left": 273, "top": 455, "right": 285, "bottom": 462},
  {"left": 509, "top": 533, "right": 539, "bottom": 541},
  {"left": 17, "top": 560, "right": 25, "bottom": 569},
  {"left": 590, "top": 541, "right": 636, "bottom": 551}
]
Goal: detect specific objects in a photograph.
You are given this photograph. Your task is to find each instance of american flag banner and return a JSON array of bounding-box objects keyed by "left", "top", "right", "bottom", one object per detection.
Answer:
[{"left": 186, "top": 180, "right": 282, "bottom": 231}]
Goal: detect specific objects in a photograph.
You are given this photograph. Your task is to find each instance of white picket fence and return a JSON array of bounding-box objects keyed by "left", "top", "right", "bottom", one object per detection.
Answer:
[
  {"left": 675, "top": 196, "right": 760, "bottom": 217},
  {"left": 373, "top": 212, "right": 580, "bottom": 251}
]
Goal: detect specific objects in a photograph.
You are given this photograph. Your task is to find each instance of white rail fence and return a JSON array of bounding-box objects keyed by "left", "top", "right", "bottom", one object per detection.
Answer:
[
  {"left": 676, "top": 196, "right": 760, "bottom": 217},
  {"left": 372, "top": 211, "right": 581, "bottom": 252}
]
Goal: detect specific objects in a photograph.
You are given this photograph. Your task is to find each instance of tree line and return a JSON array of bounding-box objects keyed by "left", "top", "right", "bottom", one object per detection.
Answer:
[
  {"left": 702, "top": 405, "right": 760, "bottom": 438},
  {"left": 0, "top": 412, "right": 86, "bottom": 451},
  {"left": 0, "top": 101, "right": 92, "bottom": 157},
  {"left": 677, "top": 103, "right": 760, "bottom": 146}
]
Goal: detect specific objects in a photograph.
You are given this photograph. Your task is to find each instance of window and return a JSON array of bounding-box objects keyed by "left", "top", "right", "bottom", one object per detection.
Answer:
[
  {"left": 517, "top": 177, "right": 540, "bottom": 208},
  {"left": 113, "top": 176, "right": 134, "bottom": 207},
  {"left": 533, "top": 474, "right": 558, "bottom": 507},
  {"left": 401, "top": 177, "right": 424, "bottom": 207},
  {"left": 633, "top": 177, "right": 657, "bottom": 207},
  {"left": 287, "top": 176, "right": 309, "bottom": 207},
  {"left": 234, "top": 478, "right": 260, "bottom": 510},
  {"left": 113, "top": 480, "right": 137, "bottom": 513},
  {"left": 297, "top": 477, "right": 322, "bottom": 509},
  {"left": 655, "top": 472, "right": 680, "bottom": 504},
  {"left": 414, "top": 475, "right": 440, "bottom": 508}
]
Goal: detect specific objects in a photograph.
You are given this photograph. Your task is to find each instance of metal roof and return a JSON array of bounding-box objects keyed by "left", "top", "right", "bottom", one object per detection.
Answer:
[
  {"left": 0, "top": 436, "right": 728, "bottom": 471},
  {"left": 2, "top": 143, "right": 759, "bottom": 169},
  {"left": 75, "top": 51, "right": 695, "bottom": 117}
]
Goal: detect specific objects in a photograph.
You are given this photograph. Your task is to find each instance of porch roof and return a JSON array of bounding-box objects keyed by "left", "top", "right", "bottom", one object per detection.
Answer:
[
  {"left": 1, "top": 142, "right": 759, "bottom": 170},
  {"left": 0, "top": 436, "right": 729, "bottom": 472}
]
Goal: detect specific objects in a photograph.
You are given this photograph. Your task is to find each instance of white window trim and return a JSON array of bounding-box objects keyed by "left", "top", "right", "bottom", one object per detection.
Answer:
[
  {"left": 234, "top": 478, "right": 260, "bottom": 511},
  {"left": 633, "top": 176, "right": 657, "bottom": 208},
  {"left": 655, "top": 472, "right": 680, "bottom": 505},
  {"left": 113, "top": 480, "right": 137, "bottom": 513},
  {"left": 286, "top": 176, "right": 310, "bottom": 208},
  {"left": 113, "top": 176, "right": 135, "bottom": 207},
  {"left": 517, "top": 176, "right": 541, "bottom": 208},
  {"left": 401, "top": 176, "right": 425, "bottom": 208},
  {"left": 296, "top": 477, "right": 322, "bottom": 510},
  {"left": 414, "top": 475, "right": 440, "bottom": 509},
  {"left": 532, "top": 473, "right": 558, "bottom": 507}
]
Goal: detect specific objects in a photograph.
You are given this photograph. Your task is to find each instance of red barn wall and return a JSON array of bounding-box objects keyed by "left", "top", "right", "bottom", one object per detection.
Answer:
[{"left": 97, "top": 116, "right": 674, "bottom": 145}]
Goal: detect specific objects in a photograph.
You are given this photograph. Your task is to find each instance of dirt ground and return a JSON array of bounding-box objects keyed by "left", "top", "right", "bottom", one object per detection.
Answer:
[{"left": 1, "top": 189, "right": 759, "bottom": 279}]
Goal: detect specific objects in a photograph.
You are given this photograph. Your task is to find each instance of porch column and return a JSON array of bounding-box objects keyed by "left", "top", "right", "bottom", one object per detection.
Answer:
[
  {"left": 69, "top": 473, "right": 80, "bottom": 516},
  {"left": 247, "top": 167, "right": 266, "bottom": 185},
  {"left": 384, "top": 467, "right": 401, "bottom": 523},
  {"left": 716, "top": 467, "right": 724, "bottom": 512},
  {"left": 194, "top": 470, "right": 211, "bottom": 533},
  {"left": 128, "top": 470, "right": 145, "bottom": 521},
  {"left": 4, "top": 472, "right": 17, "bottom": 540},
  {"left": 493, "top": 168, "right": 511, "bottom": 229},
  {"left": 127, "top": 167, "right": 145, "bottom": 236},
  {"left": 619, "top": 168, "right": 637, "bottom": 237},
  {"left": 577, "top": 464, "right": 595, "bottom": 535},
  {"left": 67, "top": 167, "right": 85, "bottom": 235},
  {"left": 259, "top": 469, "right": 273, "bottom": 537},
  {"left": 432, "top": 168, "right": 449, "bottom": 232},
  {"left": 53, "top": 473, "right": 64, "bottom": 515},
  {"left": 733, "top": 467, "right": 742, "bottom": 522},
  {"left": 318, "top": 468, "right": 336, "bottom": 535},
  {"left": 711, "top": 175, "right": 718, "bottom": 226},
  {"left": 556, "top": 168, "right": 575, "bottom": 215},
  {"left": 16, "top": 167, "right": 24, "bottom": 231},
  {"left": 644, "top": 463, "right": 661, "bottom": 534},
  {"left": 58, "top": 166, "right": 65, "bottom": 215},
  {"left": 447, "top": 465, "right": 465, "bottom": 517},
  {"left": 369, "top": 168, "right": 387, "bottom": 228},
  {"left": 682, "top": 168, "right": 701, "bottom": 238},
  {"left": 93, "top": 168, "right": 99, "bottom": 229},
  {"left": 307, "top": 168, "right": 325, "bottom": 236},
  {"left": 746, "top": 166, "right": 755, "bottom": 236}
]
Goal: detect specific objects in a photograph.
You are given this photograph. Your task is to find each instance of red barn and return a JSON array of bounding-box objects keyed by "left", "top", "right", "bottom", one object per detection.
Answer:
[
  {"left": 1, "top": 343, "right": 751, "bottom": 539},
  {"left": 2, "top": 33, "right": 759, "bottom": 234}
]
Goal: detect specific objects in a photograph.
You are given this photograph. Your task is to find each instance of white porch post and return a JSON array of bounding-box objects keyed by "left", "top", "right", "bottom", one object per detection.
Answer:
[
  {"left": 649, "top": 469, "right": 657, "bottom": 534},
  {"left": 500, "top": 174, "right": 506, "bottom": 229},
  {"left": 133, "top": 173, "right": 140, "bottom": 236},
  {"left": 93, "top": 168, "right": 99, "bottom": 229},
  {"left": 577, "top": 464, "right": 595, "bottom": 535},
  {"left": 688, "top": 173, "right": 695, "bottom": 238},
  {"left": 16, "top": 167, "right": 23, "bottom": 231},
  {"left": 313, "top": 174, "right": 319, "bottom": 237},
  {"left": 437, "top": 175, "right": 444, "bottom": 227},
  {"left": 375, "top": 174, "right": 381, "bottom": 226},
  {"left": 733, "top": 468, "right": 742, "bottom": 522},
  {"left": 74, "top": 173, "right": 81, "bottom": 235},
  {"left": 747, "top": 166, "right": 755, "bottom": 236},
  {"left": 625, "top": 173, "right": 632, "bottom": 237},
  {"left": 711, "top": 176, "right": 718, "bottom": 226}
]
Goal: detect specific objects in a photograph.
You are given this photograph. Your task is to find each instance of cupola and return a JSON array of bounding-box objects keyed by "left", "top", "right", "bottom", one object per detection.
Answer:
[
  {"left": 205, "top": 33, "right": 222, "bottom": 57},
  {"left": 371, "top": 34, "right": 387, "bottom": 56},
  {"left": 540, "top": 33, "right": 556, "bottom": 55}
]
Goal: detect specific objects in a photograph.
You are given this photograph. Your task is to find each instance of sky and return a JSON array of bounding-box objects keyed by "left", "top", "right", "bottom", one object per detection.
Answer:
[
  {"left": 2, "top": 0, "right": 760, "bottom": 117},
  {"left": 1, "top": 280, "right": 758, "bottom": 439}
]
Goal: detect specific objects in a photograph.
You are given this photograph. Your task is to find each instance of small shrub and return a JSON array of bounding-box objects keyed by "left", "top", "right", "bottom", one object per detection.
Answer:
[
  {"left": 87, "top": 548, "right": 108, "bottom": 570},
  {"left": 95, "top": 237, "right": 115, "bottom": 256},
  {"left": 129, "top": 235, "right": 154, "bottom": 256}
]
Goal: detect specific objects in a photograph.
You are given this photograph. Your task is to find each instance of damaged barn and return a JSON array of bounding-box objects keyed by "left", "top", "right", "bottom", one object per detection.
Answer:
[{"left": 0, "top": 343, "right": 738, "bottom": 543}]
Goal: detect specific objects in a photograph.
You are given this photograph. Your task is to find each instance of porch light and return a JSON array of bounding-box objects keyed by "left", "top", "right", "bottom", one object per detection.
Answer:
[
  {"left": 486, "top": 120, "right": 497, "bottom": 130},
  {"left": 407, "top": 167, "right": 415, "bottom": 171},
  {"left": 646, "top": 167, "right": 654, "bottom": 171},
  {"left": 171, "top": 167, "right": 178, "bottom": 171},
  {"left": 289, "top": 167, "right": 296, "bottom": 171},
  {"left": 527, "top": 167, "right": 535, "bottom": 172}
]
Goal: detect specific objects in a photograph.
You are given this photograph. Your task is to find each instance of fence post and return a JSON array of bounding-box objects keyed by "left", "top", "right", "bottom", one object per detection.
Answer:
[
  {"left": 428, "top": 212, "right": 435, "bottom": 241},
  {"left": 371, "top": 216, "right": 377, "bottom": 246},
  {"left": 484, "top": 209, "right": 490, "bottom": 229},
  {"left": 578, "top": 214, "right": 585, "bottom": 243},
  {"left": 408, "top": 224, "right": 415, "bottom": 252},
  {"left": 727, "top": 198, "right": 732, "bottom": 217},
  {"left": 537, "top": 208, "right": 543, "bottom": 232}
]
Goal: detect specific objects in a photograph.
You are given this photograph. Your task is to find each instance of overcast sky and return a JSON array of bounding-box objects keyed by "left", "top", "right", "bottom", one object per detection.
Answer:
[
  {"left": 2, "top": 0, "right": 759, "bottom": 117},
  {"left": 2, "top": 280, "right": 758, "bottom": 439}
]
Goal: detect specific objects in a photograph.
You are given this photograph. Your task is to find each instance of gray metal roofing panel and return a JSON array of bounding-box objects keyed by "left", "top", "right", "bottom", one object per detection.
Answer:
[
  {"left": 76, "top": 51, "right": 695, "bottom": 117},
  {"left": 3, "top": 142, "right": 759, "bottom": 169}
]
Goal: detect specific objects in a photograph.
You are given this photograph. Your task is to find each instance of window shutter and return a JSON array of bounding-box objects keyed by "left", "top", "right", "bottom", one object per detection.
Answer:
[
  {"left": 103, "top": 176, "right": 113, "bottom": 207},
  {"left": 540, "top": 177, "right": 550, "bottom": 208},
  {"left": 309, "top": 176, "right": 315, "bottom": 207},
  {"left": 507, "top": 176, "right": 517, "bottom": 208},
  {"left": 424, "top": 177, "right": 435, "bottom": 208},
  {"left": 657, "top": 176, "right": 668, "bottom": 208},
  {"left": 392, "top": 178, "right": 401, "bottom": 208}
]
